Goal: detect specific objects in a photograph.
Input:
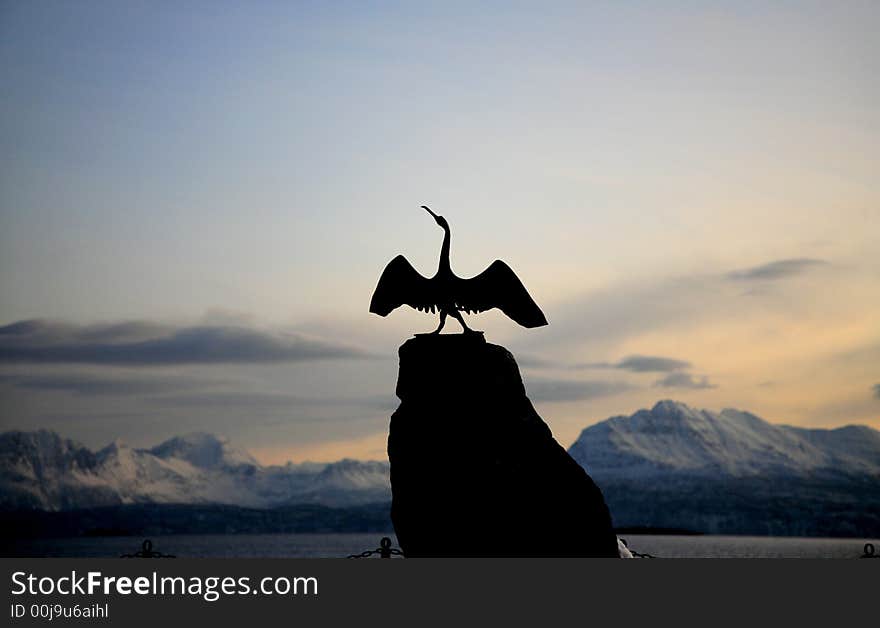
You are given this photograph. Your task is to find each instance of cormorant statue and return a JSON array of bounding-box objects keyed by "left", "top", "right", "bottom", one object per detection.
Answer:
[{"left": 369, "top": 206, "right": 548, "bottom": 334}]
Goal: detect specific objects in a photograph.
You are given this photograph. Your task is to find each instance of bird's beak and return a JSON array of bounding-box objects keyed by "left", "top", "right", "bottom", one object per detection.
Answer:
[{"left": 421, "top": 205, "right": 438, "bottom": 219}]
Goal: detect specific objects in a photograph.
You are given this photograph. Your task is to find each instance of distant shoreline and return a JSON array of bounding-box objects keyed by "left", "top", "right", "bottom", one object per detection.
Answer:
[{"left": 3, "top": 503, "right": 877, "bottom": 541}]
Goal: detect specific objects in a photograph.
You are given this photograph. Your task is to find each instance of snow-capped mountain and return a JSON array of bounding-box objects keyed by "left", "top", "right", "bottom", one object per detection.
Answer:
[
  {"left": 567, "top": 401, "right": 880, "bottom": 536},
  {"left": 569, "top": 400, "right": 880, "bottom": 479},
  {"left": 148, "top": 433, "right": 258, "bottom": 470},
  {"left": 0, "top": 430, "right": 390, "bottom": 511},
  {"left": 3, "top": 401, "right": 877, "bottom": 537}
]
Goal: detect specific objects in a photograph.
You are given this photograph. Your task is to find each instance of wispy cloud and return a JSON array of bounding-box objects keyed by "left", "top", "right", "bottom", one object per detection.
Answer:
[
  {"left": 873, "top": 383, "right": 880, "bottom": 400},
  {"left": 580, "top": 354, "right": 691, "bottom": 373},
  {"left": 654, "top": 372, "right": 716, "bottom": 389},
  {"left": 519, "top": 257, "right": 838, "bottom": 359},
  {"left": 515, "top": 353, "right": 556, "bottom": 369},
  {"left": 0, "top": 319, "right": 371, "bottom": 366},
  {"left": 726, "top": 258, "right": 827, "bottom": 281},
  {"left": 512, "top": 273, "right": 718, "bottom": 356},
  {"left": 149, "top": 392, "right": 396, "bottom": 411},
  {"left": 525, "top": 377, "right": 633, "bottom": 402},
  {"left": 0, "top": 372, "right": 218, "bottom": 396},
  {"left": 616, "top": 355, "right": 691, "bottom": 372},
  {"left": 573, "top": 353, "right": 714, "bottom": 391}
]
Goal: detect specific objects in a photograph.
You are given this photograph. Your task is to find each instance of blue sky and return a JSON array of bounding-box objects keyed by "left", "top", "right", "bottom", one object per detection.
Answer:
[{"left": 1, "top": 2, "right": 878, "bottom": 461}]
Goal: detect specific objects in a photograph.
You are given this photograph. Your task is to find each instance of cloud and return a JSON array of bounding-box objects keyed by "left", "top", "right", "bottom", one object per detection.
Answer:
[
  {"left": 0, "top": 319, "right": 371, "bottom": 366},
  {"left": 517, "top": 256, "right": 837, "bottom": 359},
  {"left": 149, "top": 392, "right": 396, "bottom": 411},
  {"left": 615, "top": 355, "right": 691, "bottom": 372},
  {"left": 515, "top": 353, "right": 556, "bottom": 369},
  {"left": 512, "top": 273, "right": 720, "bottom": 356},
  {"left": 0, "top": 372, "right": 216, "bottom": 396},
  {"left": 726, "top": 258, "right": 827, "bottom": 281},
  {"left": 874, "top": 384, "right": 880, "bottom": 400},
  {"left": 525, "top": 377, "right": 633, "bottom": 402},
  {"left": 579, "top": 354, "right": 691, "bottom": 372},
  {"left": 570, "top": 353, "right": 712, "bottom": 391},
  {"left": 654, "top": 372, "right": 716, "bottom": 389}
]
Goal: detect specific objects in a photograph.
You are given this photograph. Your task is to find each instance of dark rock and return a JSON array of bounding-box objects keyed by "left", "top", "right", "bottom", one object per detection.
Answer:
[{"left": 388, "top": 333, "right": 619, "bottom": 557}]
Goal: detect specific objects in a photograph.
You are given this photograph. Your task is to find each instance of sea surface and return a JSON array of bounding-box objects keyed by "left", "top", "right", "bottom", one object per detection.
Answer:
[{"left": 3, "top": 533, "right": 877, "bottom": 559}]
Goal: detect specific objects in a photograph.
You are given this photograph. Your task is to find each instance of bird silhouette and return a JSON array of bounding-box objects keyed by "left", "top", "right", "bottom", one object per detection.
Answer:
[{"left": 369, "top": 206, "right": 548, "bottom": 334}]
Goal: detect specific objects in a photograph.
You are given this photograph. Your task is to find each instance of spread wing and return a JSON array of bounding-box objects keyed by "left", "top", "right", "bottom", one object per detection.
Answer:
[
  {"left": 455, "top": 260, "right": 548, "bottom": 328},
  {"left": 369, "top": 255, "right": 436, "bottom": 316}
]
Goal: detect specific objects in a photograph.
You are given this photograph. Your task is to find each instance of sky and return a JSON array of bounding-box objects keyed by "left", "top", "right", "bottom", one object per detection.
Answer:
[{"left": 1, "top": 1, "right": 878, "bottom": 463}]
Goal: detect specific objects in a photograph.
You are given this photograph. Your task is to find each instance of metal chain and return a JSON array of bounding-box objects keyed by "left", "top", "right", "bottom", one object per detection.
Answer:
[
  {"left": 118, "top": 536, "right": 874, "bottom": 559},
  {"left": 347, "top": 537, "right": 405, "bottom": 558},
  {"left": 120, "top": 539, "right": 176, "bottom": 558}
]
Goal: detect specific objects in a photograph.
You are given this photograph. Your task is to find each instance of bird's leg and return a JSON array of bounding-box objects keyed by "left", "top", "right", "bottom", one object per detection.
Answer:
[
  {"left": 449, "top": 309, "right": 480, "bottom": 335},
  {"left": 430, "top": 310, "right": 447, "bottom": 334}
]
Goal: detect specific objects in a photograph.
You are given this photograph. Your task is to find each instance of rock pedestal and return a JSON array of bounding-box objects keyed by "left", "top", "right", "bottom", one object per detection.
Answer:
[{"left": 388, "top": 333, "right": 618, "bottom": 557}]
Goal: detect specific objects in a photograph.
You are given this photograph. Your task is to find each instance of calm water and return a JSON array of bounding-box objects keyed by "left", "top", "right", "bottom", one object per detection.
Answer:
[{"left": 3, "top": 533, "right": 877, "bottom": 558}]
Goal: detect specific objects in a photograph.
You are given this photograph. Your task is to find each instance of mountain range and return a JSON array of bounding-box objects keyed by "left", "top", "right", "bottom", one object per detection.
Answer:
[
  {"left": 569, "top": 399, "right": 880, "bottom": 479},
  {"left": 568, "top": 401, "right": 879, "bottom": 536},
  {"left": 0, "top": 430, "right": 390, "bottom": 511},
  {"left": 2, "top": 400, "right": 878, "bottom": 537}
]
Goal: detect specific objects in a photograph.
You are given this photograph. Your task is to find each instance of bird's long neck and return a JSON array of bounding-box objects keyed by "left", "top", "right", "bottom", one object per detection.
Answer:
[{"left": 438, "top": 224, "right": 451, "bottom": 275}]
